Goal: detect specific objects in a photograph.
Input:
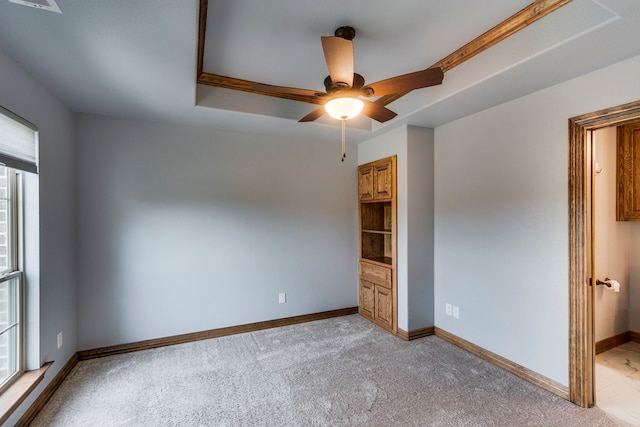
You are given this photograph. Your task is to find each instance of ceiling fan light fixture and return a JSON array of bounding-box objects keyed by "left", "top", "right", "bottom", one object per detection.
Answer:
[{"left": 324, "top": 97, "right": 364, "bottom": 120}]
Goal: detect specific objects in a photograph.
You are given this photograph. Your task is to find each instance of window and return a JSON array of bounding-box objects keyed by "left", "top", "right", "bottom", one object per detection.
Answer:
[
  {"left": 0, "top": 165, "right": 21, "bottom": 391},
  {"left": 0, "top": 105, "right": 36, "bottom": 395}
]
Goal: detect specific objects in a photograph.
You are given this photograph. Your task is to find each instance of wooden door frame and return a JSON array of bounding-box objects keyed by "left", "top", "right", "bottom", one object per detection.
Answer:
[{"left": 568, "top": 99, "right": 640, "bottom": 407}]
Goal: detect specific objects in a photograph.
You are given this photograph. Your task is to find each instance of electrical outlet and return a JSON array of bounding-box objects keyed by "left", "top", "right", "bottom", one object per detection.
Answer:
[
  {"left": 278, "top": 293, "right": 286, "bottom": 304},
  {"left": 57, "top": 332, "right": 63, "bottom": 349},
  {"left": 452, "top": 305, "right": 460, "bottom": 319},
  {"left": 445, "top": 303, "right": 452, "bottom": 316}
]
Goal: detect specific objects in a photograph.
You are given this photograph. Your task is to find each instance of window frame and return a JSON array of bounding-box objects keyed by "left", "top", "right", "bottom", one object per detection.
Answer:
[{"left": 0, "top": 167, "right": 24, "bottom": 394}]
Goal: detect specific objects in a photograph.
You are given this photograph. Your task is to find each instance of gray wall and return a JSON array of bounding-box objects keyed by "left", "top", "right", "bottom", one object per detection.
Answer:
[
  {"left": 76, "top": 114, "right": 358, "bottom": 349},
  {"left": 0, "top": 46, "right": 77, "bottom": 425},
  {"left": 434, "top": 54, "right": 640, "bottom": 386},
  {"left": 406, "top": 126, "right": 434, "bottom": 331}
]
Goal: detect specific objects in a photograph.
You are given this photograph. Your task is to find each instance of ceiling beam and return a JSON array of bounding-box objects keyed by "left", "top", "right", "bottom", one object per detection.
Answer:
[
  {"left": 197, "top": 73, "right": 323, "bottom": 105},
  {"left": 196, "top": 0, "right": 208, "bottom": 76},
  {"left": 376, "top": 0, "right": 574, "bottom": 106}
]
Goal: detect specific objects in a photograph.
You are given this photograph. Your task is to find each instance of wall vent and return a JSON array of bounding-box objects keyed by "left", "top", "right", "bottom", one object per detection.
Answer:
[{"left": 8, "top": 0, "right": 62, "bottom": 13}]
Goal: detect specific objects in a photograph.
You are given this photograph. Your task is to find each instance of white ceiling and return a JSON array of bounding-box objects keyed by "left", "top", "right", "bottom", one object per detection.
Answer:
[{"left": 0, "top": 0, "right": 639, "bottom": 144}]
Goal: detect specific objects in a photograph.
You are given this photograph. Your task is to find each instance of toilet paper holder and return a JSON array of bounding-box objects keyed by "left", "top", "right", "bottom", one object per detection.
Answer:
[{"left": 596, "top": 278, "right": 614, "bottom": 287}]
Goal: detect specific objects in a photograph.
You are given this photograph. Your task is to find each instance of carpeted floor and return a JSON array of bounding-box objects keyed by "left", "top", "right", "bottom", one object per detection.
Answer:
[{"left": 30, "top": 315, "right": 630, "bottom": 426}]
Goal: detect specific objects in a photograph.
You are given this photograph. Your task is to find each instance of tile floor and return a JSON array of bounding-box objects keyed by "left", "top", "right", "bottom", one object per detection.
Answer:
[{"left": 596, "top": 341, "right": 640, "bottom": 426}]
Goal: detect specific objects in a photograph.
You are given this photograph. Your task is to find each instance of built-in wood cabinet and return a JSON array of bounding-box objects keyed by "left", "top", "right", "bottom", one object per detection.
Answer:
[
  {"left": 617, "top": 122, "right": 640, "bottom": 221},
  {"left": 358, "top": 156, "right": 397, "bottom": 334}
]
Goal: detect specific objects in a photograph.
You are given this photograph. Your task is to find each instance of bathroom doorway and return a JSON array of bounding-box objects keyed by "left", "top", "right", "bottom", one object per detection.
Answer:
[{"left": 590, "top": 126, "right": 640, "bottom": 425}]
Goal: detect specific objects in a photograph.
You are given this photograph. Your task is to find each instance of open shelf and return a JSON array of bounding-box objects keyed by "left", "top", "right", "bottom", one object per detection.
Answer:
[
  {"left": 362, "top": 226, "right": 392, "bottom": 262},
  {"left": 361, "top": 202, "right": 392, "bottom": 232},
  {"left": 361, "top": 200, "right": 392, "bottom": 262}
]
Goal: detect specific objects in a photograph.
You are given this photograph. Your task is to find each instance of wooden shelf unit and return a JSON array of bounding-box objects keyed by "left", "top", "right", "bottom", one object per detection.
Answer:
[{"left": 358, "top": 156, "right": 397, "bottom": 334}]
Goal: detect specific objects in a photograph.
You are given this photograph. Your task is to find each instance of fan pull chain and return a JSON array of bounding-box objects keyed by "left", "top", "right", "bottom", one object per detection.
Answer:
[{"left": 341, "top": 117, "right": 347, "bottom": 162}]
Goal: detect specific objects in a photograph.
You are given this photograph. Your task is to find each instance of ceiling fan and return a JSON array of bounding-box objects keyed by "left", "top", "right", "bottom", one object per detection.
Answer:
[{"left": 251, "top": 26, "right": 444, "bottom": 124}]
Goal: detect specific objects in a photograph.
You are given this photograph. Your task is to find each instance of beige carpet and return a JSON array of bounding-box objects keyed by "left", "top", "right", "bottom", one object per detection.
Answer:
[{"left": 30, "top": 315, "right": 629, "bottom": 426}]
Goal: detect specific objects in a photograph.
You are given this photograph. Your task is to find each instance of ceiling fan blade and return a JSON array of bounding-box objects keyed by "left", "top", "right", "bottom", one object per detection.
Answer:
[
  {"left": 321, "top": 36, "right": 354, "bottom": 87},
  {"left": 363, "top": 67, "right": 444, "bottom": 96},
  {"left": 299, "top": 106, "right": 326, "bottom": 122},
  {"left": 251, "top": 83, "right": 324, "bottom": 98},
  {"left": 361, "top": 99, "right": 397, "bottom": 123}
]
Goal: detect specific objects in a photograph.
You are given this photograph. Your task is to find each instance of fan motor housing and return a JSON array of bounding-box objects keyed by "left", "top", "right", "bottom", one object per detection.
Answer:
[
  {"left": 334, "top": 26, "right": 356, "bottom": 40},
  {"left": 324, "top": 73, "right": 364, "bottom": 95}
]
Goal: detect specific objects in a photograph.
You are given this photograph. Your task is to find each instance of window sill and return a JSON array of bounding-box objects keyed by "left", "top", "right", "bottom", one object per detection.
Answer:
[{"left": 0, "top": 361, "right": 52, "bottom": 425}]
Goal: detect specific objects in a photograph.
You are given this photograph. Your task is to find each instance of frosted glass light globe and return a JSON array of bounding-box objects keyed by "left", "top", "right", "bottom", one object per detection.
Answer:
[{"left": 324, "top": 97, "right": 364, "bottom": 120}]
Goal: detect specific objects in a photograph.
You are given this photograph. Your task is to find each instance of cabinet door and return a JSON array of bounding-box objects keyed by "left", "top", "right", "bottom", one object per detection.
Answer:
[
  {"left": 373, "top": 160, "right": 393, "bottom": 199},
  {"left": 358, "top": 166, "right": 374, "bottom": 200},
  {"left": 359, "top": 280, "right": 375, "bottom": 320},
  {"left": 375, "top": 285, "right": 393, "bottom": 330},
  {"left": 617, "top": 122, "right": 640, "bottom": 221}
]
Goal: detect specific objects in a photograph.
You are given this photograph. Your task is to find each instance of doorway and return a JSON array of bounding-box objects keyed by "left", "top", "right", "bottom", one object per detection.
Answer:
[
  {"left": 568, "top": 100, "right": 640, "bottom": 408},
  {"left": 590, "top": 126, "right": 640, "bottom": 424}
]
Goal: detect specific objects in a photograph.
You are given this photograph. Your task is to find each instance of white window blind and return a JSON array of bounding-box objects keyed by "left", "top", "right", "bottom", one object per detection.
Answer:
[{"left": 0, "top": 106, "right": 38, "bottom": 174}]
